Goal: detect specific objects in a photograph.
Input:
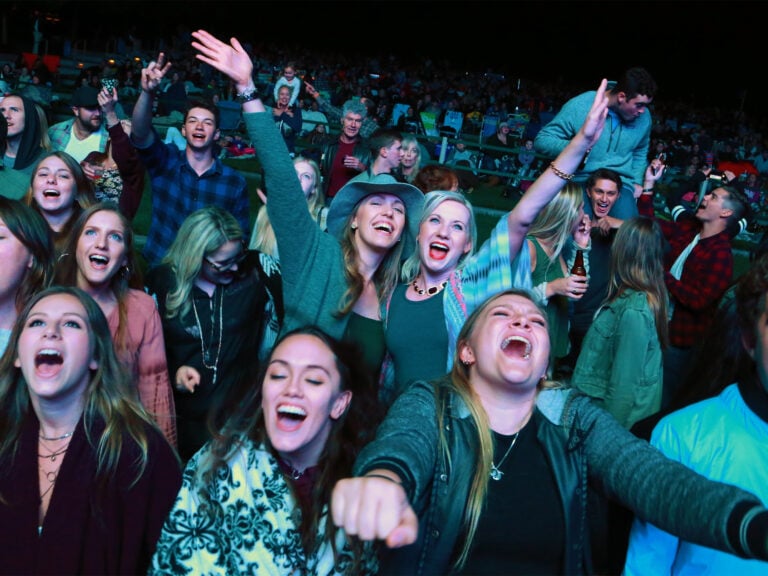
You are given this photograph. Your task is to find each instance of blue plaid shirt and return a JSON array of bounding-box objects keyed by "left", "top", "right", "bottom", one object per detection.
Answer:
[{"left": 136, "top": 132, "right": 250, "bottom": 266}]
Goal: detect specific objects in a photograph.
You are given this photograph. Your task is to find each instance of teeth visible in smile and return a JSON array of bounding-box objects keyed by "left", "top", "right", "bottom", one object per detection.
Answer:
[
  {"left": 43, "top": 189, "right": 60, "bottom": 197},
  {"left": 278, "top": 405, "right": 306, "bottom": 417},
  {"left": 502, "top": 336, "right": 532, "bottom": 358},
  {"left": 90, "top": 255, "right": 109, "bottom": 264},
  {"left": 430, "top": 242, "right": 448, "bottom": 252},
  {"left": 374, "top": 223, "right": 393, "bottom": 233}
]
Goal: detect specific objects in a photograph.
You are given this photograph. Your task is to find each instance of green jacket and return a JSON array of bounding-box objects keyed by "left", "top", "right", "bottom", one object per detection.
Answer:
[{"left": 571, "top": 289, "right": 662, "bottom": 429}]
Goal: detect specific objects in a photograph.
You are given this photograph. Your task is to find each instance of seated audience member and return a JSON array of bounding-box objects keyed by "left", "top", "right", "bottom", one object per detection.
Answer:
[
  {"left": 0, "top": 286, "right": 182, "bottom": 574},
  {"left": 150, "top": 327, "right": 381, "bottom": 574},
  {"left": 55, "top": 202, "right": 177, "bottom": 446},
  {"left": 624, "top": 254, "right": 768, "bottom": 575},
  {"left": 412, "top": 163, "right": 460, "bottom": 193},
  {"left": 48, "top": 85, "right": 110, "bottom": 163}
]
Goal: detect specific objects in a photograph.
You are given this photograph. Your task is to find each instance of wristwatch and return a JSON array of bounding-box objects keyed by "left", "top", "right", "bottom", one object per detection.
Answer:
[{"left": 236, "top": 87, "right": 258, "bottom": 103}]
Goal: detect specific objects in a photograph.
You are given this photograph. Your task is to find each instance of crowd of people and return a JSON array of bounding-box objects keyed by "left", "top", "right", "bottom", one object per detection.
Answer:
[{"left": 0, "top": 23, "right": 767, "bottom": 576}]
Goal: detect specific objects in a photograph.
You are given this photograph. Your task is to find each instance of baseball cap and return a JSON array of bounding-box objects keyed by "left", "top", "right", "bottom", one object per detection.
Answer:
[{"left": 71, "top": 86, "right": 99, "bottom": 107}]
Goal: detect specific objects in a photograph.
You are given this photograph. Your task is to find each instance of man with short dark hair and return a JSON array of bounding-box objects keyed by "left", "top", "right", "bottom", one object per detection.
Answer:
[
  {"left": 131, "top": 52, "right": 249, "bottom": 267},
  {"left": 535, "top": 67, "right": 657, "bottom": 220},
  {"left": 349, "top": 128, "right": 403, "bottom": 183},
  {"left": 640, "top": 156, "right": 749, "bottom": 407},
  {"left": 48, "top": 85, "right": 109, "bottom": 162}
]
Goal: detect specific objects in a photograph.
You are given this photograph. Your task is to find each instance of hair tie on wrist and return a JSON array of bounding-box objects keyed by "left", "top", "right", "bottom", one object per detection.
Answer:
[{"left": 364, "top": 473, "right": 401, "bottom": 485}]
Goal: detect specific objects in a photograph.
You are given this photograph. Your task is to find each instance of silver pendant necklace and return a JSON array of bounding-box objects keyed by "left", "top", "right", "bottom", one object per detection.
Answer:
[
  {"left": 192, "top": 289, "right": 224, "bottom": 384},
  {"left": 489, "top": 432, "right": 520, "bottom": 481}
]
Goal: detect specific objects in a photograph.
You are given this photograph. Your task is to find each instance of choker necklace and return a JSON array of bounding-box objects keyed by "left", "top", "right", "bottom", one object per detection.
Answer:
[
  {"left": 489, "top": 432, "right": 520, "bottom": 481},
  {"left": 39, "top": 430, "right": 74, "bottom": 442},
  {"left": 192, "top": 289, "right": 224, "bottom": 384},
  {"left": 412, "top": 275, "right": 448, "bottom": 296}
]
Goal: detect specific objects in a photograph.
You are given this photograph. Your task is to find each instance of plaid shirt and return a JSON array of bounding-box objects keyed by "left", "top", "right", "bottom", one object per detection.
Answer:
[
  {"left": 48, "top": 118, "right": 110, "bottom": 156},
  {"left": 137, "top": 132, "right": 250, "bottom": 266},
  {"left": 638, "top": 195, "right": 733, "bottom": 348}
]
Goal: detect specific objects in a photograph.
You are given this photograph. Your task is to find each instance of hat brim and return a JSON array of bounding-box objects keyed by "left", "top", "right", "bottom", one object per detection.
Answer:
[{"left": 327, "top": 179, "right": 425, "bottom": 257}]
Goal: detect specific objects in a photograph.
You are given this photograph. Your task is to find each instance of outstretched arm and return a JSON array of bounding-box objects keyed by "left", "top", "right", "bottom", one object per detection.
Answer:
[
  {"left": 506, "top": 79, "right": 609, "bottom": 257},
  {"left": 131, "top": 52, "right": 172, "bottom": 147},
  {"left": 191, "top": 30, "right": 265, "bottom": 114}
]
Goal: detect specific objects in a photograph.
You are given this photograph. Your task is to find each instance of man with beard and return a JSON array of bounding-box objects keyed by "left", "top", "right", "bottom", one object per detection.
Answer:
[
  {"left": 535, "top": 67, "right": 657, "bottom": 221},
  {"left": 48, "top": 85, "right": 109, "bottom": 163},
  {"left": 130, "top": 52, "right": 249, "bottom": 268}
]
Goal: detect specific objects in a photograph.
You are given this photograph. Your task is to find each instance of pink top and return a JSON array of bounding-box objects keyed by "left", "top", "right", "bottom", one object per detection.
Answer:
[{"left": 107, "top": 289, "right": 177, "bottom": 447}]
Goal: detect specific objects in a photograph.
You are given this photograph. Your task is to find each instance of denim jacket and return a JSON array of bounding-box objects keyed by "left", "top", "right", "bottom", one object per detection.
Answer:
[{"left": 571, "top": 289, "right": 663, "bottom": 429}]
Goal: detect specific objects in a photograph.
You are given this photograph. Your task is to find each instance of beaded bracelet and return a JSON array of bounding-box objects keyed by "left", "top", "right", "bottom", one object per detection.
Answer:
[{"left": 549, "top": 162, "right": 574, "bottom": 181}]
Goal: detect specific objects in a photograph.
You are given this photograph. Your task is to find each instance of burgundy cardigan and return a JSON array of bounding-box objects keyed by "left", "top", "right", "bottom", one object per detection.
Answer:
[{"left": 0, "top": 412, "right": 182, "bottom": 575}]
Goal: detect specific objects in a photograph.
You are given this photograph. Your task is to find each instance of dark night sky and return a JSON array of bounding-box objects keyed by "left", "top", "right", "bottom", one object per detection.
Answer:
[{"left": 5, "top": 1, "right": 765, "bottom": 119}]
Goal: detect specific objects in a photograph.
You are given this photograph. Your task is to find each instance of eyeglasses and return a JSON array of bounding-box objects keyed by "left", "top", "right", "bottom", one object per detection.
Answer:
[{"left": 204, "top": 248, "right": 247, "bottom": 272}]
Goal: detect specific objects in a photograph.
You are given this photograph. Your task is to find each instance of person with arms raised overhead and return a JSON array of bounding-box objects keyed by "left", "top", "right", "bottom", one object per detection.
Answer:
[
  {"left": 535, "top": 67, "right": 657, "bottom": 220},
  {"left": 130, "top": 52, "right": 250, "bottom": 267}
]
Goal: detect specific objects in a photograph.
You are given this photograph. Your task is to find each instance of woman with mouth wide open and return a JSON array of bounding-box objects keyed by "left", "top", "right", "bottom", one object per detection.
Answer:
[
  {"left": 54, "top": 201, "right": 177, "bottom": 447},
  {"left": 150, "top": 326, "right": 381, "bottom": 575},
  {"left": 331, "top": 289, "right": 768, "bottom": 574},
  {"left": 23, "top": 151, "right": 96, "bottom": 257}
]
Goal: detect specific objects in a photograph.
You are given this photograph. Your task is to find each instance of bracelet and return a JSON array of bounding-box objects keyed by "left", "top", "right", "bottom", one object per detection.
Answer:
[
  {"left": 549, "top": 162, "right": 574, "bottom": 181},
  {"left": 364, "top": 473, "right": 401, "bottom": 485},
  {"left": 642, "top": 187, "right": 655, "bottom": 194},
  {"left": 236, "top": 86, "right": 258, "bottom": 103}
]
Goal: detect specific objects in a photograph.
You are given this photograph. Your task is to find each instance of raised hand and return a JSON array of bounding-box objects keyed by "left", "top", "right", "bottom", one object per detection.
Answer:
[
  {"left": 141, "top": 52, "right": 171, "bottom": 93},
  {"left": 191, "top": 30, "right": 253, "bottom": 91},
  {"left": 581, "top": 79, "right": 609, "bottom": 148}
]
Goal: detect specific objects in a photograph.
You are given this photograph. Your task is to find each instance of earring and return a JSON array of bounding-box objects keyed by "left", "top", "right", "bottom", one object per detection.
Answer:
[
  {"left": 462, "top": 359, "right": 473, "bottom": 366},
  {"left": 351, "top": 223, "right": 358, "bottom": 230}
]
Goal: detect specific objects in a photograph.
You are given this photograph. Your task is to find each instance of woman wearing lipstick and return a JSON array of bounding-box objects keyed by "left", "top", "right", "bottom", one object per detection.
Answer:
[
  {"left": 54, "top": 202, "right": 177, "bottom": 447},
  {"left": 24, "top": 151, "right": 96, "bottom": 257},
  {"left": 331, "top": 289, "right": 768, "bottom": 574},
  {"left": 150, "top": 326, "right": 381, "bottom": 575},
  {"left": 0, "top": 286, "right": 182, "bottom": 574},
  {"left": 190, "top": 30, "right": 424, "bottom": 383}
]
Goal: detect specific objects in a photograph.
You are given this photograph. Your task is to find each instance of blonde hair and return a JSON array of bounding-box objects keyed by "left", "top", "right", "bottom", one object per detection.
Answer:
[
  {"left": 399, "top": 134, "right": 422, "bottom": 183},
  {"left": 527, "top": 182, "right": 583, "bottom": 271},
  {"left": 162, "top": 206, "right": 243, "bottom": 319},
  {"left": 441, "top": 289, "right": 555, "bottom": 570},
  {"left": 249, "top": 156, "right": 325, "bottom": 257}
]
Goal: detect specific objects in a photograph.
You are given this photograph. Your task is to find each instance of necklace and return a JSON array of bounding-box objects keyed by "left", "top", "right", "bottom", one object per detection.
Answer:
[
  {"left": 412, "top": 275, "right": 448, "bottom": 296},
  {"left": 192, "top": 289, "right": 224, "bottom": 384},
  {"left": 489, "top": 432, "right": 520, "bottom": 481},
  {"left": 39, "top": 430, "right": 74, "bottom": 442},
  {"left": 38, "top": 437, "right": 73, "bottom": 463}
]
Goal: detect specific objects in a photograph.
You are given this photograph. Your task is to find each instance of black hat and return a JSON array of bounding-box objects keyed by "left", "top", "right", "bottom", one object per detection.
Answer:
[{"left": 71, "top": 86, "right": 99, "bottom": 107}]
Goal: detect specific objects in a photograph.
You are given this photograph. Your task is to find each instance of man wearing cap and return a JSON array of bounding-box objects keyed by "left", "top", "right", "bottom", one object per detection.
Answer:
[{"left": 48, "top": 85, "right": 109, "bottom": 162}]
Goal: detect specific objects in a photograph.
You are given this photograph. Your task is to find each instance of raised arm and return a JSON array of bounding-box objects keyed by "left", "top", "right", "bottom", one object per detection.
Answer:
[
  {"left": 191, "top": 30, "right": 265, "bottom": 114},
  {"left": 131, "top": 53, "right": 172, "bottom": 147},
  {"left": 506, "top": 79, "right": 609, "bottom": 257}
]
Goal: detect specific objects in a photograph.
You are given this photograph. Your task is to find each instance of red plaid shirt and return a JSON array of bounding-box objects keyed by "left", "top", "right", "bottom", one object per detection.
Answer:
[{"left": 638, "top": 195, "right": 733, "bottom": 348}]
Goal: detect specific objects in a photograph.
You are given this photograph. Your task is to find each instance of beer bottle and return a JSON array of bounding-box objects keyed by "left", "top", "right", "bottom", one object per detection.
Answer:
[{"left": 571, "top": 250, "right": 586, "bottom": 277}]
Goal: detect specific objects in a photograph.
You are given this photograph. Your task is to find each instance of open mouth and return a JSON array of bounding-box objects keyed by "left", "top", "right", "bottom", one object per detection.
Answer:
[
  {"left": 373, "top": 222, "right": 393, "bottom": 234},
  {"left": 276, "top": 405, "right": 307, "bottom": 431},
  {"left": 501, "top": 336, "right": 532, "bottom": 359},
  {"left": 428, "top": 241, "right": 449, "bottom": 260},
  {"left": 42, "top": 189, "right": 60, "bottom": 198},
  {"left": 89, "top": 254, "right": 109, "bottom": 267},
  {"left": 35, "top": 349, "right": 63, "bottom": 376}
]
